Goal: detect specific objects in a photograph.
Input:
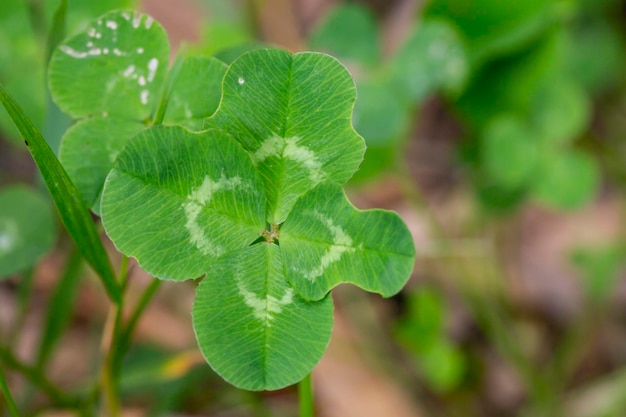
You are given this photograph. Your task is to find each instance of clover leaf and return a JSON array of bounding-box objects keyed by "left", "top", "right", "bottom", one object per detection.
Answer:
[
  {"left": 0, "top": 186, "right": 56, "bottom": 278},
  {"left": 49, "top": 10, "right": 169, "bottom": 119},
  {"left": 100, "top": 46, "right": 415, "bottom": 390},
  {"left": 207, "top": 48, "right": 366, "bottom": 223},
  {"left": 101, "top": 126, "right": 265, "bottom": 281},
  {"left": 281, "top": 183, "right": 415, "bottom": 300},
  {"left": 50, "top": 11, "right": 227, "bottom": 213},
  {"left": 193, "top": 244, "right": 333, "bottom": 391}
]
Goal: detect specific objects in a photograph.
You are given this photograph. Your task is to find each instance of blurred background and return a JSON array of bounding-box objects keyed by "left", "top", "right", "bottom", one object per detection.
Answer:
[{"left": 2, "top": 0, "right": 626, "bottom": 416}]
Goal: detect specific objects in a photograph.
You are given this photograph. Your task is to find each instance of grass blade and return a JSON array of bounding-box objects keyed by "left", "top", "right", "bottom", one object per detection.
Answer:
[
  {"left": 0, "top": 84, "right": 121, "bottom": 304},
  {"left": 0, "top": 366, "right": 21, "bottom": 417},
  {"left": 46, "top": 0, "right": 67, "bottom": 63}
]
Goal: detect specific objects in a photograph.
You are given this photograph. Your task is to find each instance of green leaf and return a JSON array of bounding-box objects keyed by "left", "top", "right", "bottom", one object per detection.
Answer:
[
  {"left": 389, "top": 19, "right": 468, "bottom": 102},
  {"left": 192, "top": 243, "right": 333, "bottom": 391},
  {"left": 481, "top": 115, "right": 539, "bottom": 188},
  {"left": 352, "top": 78, "right": 410, "bottom": 147},
  {"left": 44, "top": 0, "right": 135, "bottom": 35},
  {"left": 564, "top": 19, "right": 625, "bottom": 93},
  {"left": 162, "top": 56, "right": 227, "bottom": 129},
  {"left": 0, "top": 83, "right": 121, "bottom": 303},
  {"left": 571, "top": 244, "right": 625, "bottom": 303},
  {"left": 46, "top": 0, "right": 68, "bottom": 63},
  {"left": 0, "top": 0, "right": 45, "bottom": 144},
  {"left": 101, "top": 125, "right": 266, "bottom": 280},
  {"left": 531, "top": 149, "right": 599, "bottom": 210},
  {"left": 424, "top": 0, "right": 558, "bottom": 67},
  {"left": 396, "top": 288, "right": 445, "bottom": 351},
  {"left": 51, "top": 18, "right": 228, "bottom": 212},
  {"left": 308, "top": 3, "right": 380, "bottom": 69},
  {"left": 0, "top": 186, "right": 56, "bottom": 278},
  {"left": 59, "top": 117, "right": 145, "bottom": 213},
  {"left": 530, "top": 77, "right": 590, "bottom": 146},
  {"left": 418, "top": 340, "right": 465, "bottom": 392},
  {"left": 209, "top": 49, "right": 365, "bottom": 223},
  {"left": 455, "top": 29, "right": 561, "bottom": 129},
  {"left": 48, "top": 10, "right": 169, "bottom": 120},
  {"left": 280, "top": 182, "right": 415, "bottom": 300}
]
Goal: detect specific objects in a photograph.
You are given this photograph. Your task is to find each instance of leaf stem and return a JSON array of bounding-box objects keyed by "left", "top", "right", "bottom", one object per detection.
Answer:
[
  {"left": 99, "top": 256, "right": 129, "bottom": 417},
  {"left": 152, "top": 52, "right": 186, "bottom": 126},
  {"left": 298, "top": 373, "right": 314, "bottom": 417},
  {"left": 0, "top": 366, "right": 21, "bottom": 417},
  {"left": 120, "top": 278, "right": 162, "bottom": 352}
]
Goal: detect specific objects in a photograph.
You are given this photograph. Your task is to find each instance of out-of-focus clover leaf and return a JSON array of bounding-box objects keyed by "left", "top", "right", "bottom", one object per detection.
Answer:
[{"left": 0, "top": 185, "right": 56, "bottom": 278}]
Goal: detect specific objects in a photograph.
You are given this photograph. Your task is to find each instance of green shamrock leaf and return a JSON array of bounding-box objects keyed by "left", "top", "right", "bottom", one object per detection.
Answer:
[{"left": 50, "top": 11, "right": 227, "bottom": 213}]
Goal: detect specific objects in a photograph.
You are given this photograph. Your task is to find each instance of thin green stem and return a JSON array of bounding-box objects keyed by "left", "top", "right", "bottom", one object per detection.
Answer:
[
  {"left": 298, "top": 373, "right": 313, "bottom": 417},
  {"left": 119, "top": 278, "right": 162, "bottom": 353},
  {"left": 0, "top": 366, "right": 21, "bottom": 417},
  {"left": 152, "top": 52, "right": 185, "bottom": 126},
  {"left": 99, "top": 256, "right": 129, "bottom": 417},
  {"left": 0, "top": 345, "right": 79, "bottom": 408}
]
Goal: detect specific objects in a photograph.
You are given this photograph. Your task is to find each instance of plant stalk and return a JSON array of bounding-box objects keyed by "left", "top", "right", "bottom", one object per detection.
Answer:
[
  {"left": 119, "top": 278, "right": 162, "bottom": 355},
  {"left": 0, "top": 366, "right": 21, "bottom": 417},
  {"left": 298, "top": 373, "right": 314, "bottom": 417},
  {"left": 99, "top": 256, "right": 129, "bottom": 417}
]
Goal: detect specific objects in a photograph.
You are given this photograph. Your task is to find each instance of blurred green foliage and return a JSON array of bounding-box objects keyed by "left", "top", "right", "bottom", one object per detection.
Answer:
[{"left": 396, "top": 287, "right": 466, "bottom": 392}]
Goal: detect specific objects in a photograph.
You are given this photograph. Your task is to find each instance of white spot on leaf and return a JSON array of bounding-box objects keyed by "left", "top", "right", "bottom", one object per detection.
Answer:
[
  {"left": 238, "top": 77, "right": 245, "bottom": 85},
  {"left": 236, "top": 278, "right": 293, "bottom": 325},
  {"left": 122, "top": 65, "right": 136, "bottom": 77},
  {"left": 138, "top": 76, "right": 146, "bottom": 86},
  {"left": 140, "top": 90, "right": 149, "bottom": 105},
  {"left": 147, "top": 58, "right": 158, "bottom": 82},
  {"left": 132, "top": 13, "right": 142, "bottom": 28},
  {"left": 137, "top": 47, "right": 144, "bottom": 54},
  {"left": 144, "top": 16, "right": 154, "bottom": 28},
  {"left": 0, "top": 219, "right": 19, "bottom": 255},
  {"left": 60, "top": 45, "right": 103, "bottom": 59},
  {"left": 106, "top": 21, "right": 118, "bottom": 30},
  {"left": 182, "top": 175, "right": 244, "bottom": 256}
]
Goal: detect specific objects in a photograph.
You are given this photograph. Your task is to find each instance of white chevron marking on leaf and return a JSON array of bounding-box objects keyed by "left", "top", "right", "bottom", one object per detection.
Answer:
[
  {"left": 236, "top": 278, "right": 294, "bottom": 325},
  {"left": 182, "top": 175, "right": 242, "bottom": 256},
  {"left": 303, "top": 212, "right": 354, "bottom": 280},
  {"left": 252, "top": 136, "right": 325, "bottom": 183}
]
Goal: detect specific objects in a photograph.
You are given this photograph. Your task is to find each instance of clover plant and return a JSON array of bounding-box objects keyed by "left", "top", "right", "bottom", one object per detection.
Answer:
[
  {"left": 423, "top": 1, "right": 601, "bottom": 212},
  {"left": 44, "top": 10, "right": 416, "bottom": 391}
]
